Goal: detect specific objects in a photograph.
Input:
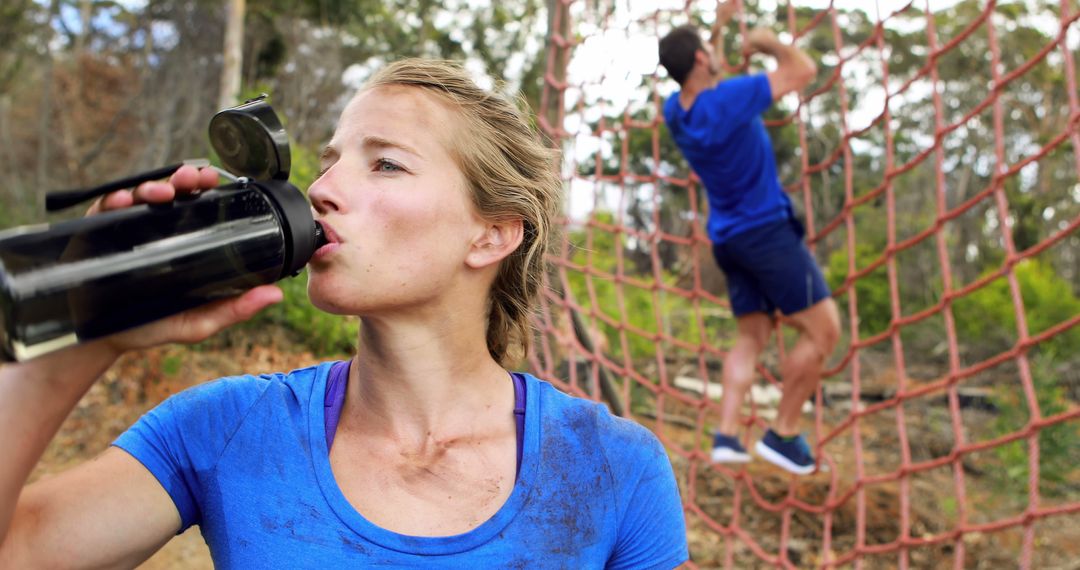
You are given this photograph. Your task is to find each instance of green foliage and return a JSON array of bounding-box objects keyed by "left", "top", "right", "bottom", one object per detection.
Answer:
[
  {"left": 287, "top": 142, "right": 322, "bottom": 193},
  {"left": 825, "top": 249, "right": 1080, "bottom": 359},
  {"left": 563, "top": 211, "right": 712, "bottom": 361},
  {"left": 826, "top": 244, "right": 893, "bottom": 339},
  {"left": 244, "top": 0, "right": 545, "bottom": 104},
  {"left": 989, "top": 352, "right": 1080, "bottom": 499},
  {"left": 938, "top": 496, "right": 958, "bottom": 520},
  {"left": 162, "top": 354, "right": 182, "bottom": 377},
  {"left": 952, "top": 259, "right": 1080, "bottom": 357}
]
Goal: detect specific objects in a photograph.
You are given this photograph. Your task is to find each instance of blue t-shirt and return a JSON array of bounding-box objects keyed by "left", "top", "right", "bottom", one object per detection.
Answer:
[
  {"left": 663, "top": 73, "right": 794, "bottom": 243},
  {"left": 113, "top": 363, "right": 688, "bottom": 568}
]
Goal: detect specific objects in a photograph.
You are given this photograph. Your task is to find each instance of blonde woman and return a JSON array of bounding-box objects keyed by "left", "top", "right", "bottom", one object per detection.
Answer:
[{"left": 0, "top": 59, "right": 688, "bottom": 568}]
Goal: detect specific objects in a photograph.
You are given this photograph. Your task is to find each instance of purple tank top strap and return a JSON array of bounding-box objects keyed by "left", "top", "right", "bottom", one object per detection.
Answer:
[
  {"left": 324, "top": 360, "right": 350, "bottom": 450},
  {"left": 511, "top": 372, "right": 527, "bottom": 479}
]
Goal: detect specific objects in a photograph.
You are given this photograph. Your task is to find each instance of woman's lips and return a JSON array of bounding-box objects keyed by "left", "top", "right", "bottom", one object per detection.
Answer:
[
  {"left": 318, "top": 221, "right": 342, "bottom": 244},
  {"left": 312, "top": 220, "right": 341, "bottom": 261}
]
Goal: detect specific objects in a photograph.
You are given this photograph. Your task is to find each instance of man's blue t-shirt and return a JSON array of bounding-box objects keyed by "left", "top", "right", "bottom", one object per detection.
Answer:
[
  {"left": 113, "top": 363, "right": 688, "bottom": 568},
  {"left": 663, "top": 73, "right": 794, "bottom": 243}
]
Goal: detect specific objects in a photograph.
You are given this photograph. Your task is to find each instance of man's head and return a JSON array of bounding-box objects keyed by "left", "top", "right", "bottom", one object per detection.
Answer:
[{"left": 658, "top": 25, "right": 710, "bottom": 85}]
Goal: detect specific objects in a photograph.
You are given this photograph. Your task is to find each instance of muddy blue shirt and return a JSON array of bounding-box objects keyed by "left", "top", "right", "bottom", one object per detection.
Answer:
[
  {"left": 663, "top": 73, "right": 794, "bottom": 243},
  {"left": 113, "top": 363, "right": 688, "bottom": 569}
]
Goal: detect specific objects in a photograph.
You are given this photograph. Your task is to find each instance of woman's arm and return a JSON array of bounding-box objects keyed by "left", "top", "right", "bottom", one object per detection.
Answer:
[
  {"left": 0, "top": 344, "right": 182, "bottom": 568},
  {"left": 0, "top": 166, "right": 282, "bottom": 567}
]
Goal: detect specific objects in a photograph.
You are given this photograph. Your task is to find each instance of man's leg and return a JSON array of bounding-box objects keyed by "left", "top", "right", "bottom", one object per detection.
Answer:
[
  {"left": 711, "top": 312, "right": 773, "bottom": 463},
  {"left": 736, "top": 219, "right": 838, "bottom": 473},
  {"left": 717, "top": 312, "right": 773, "bottom": 436},
  {"left": 709, "top": 236, "right": 775, "bottom": 464},
  {"left": 773, "top": 297, "right": 840, "bottom": 436}
]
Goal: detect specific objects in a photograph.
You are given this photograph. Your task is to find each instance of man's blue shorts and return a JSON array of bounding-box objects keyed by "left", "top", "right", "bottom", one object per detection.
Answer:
[{"left": 711, "top": 217, "right": 831, "bottom": 317}]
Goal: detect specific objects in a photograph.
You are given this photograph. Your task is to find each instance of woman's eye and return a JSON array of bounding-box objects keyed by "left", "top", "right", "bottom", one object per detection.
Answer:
[{"left": 375, "top": 159, "right": 403, "bottom": 173}]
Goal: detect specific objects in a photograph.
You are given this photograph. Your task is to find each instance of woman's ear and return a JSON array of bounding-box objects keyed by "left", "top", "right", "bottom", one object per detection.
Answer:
[{"left": 466, "top": 219, "right": 524, "bottom": 269}]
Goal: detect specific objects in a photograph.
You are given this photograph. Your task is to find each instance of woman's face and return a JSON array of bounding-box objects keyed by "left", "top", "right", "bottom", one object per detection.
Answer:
[{"left": 306, "top": 85, "right": 487, "bottom": 316}]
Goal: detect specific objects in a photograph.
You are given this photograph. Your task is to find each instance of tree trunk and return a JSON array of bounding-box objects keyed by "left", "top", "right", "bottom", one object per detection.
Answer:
[
  {"left": 35, "top": 0, "right": 60, "bottom": 215},
  {"left": 75, "top": 0, "right": 91, "bottom": 55},
  {"left": 219, "top": 0, "right": 245, "bottom": 111}
]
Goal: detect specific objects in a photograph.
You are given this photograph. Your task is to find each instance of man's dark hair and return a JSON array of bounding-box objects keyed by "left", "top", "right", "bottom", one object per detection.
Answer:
[{"left": 658, "top": 25, "right": 704, "bottom": 85}]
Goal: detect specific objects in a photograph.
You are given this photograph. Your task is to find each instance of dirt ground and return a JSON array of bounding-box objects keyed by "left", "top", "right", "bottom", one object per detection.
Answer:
[{"left": 27, "top": 332, "right": 1079, "bottom": 568}]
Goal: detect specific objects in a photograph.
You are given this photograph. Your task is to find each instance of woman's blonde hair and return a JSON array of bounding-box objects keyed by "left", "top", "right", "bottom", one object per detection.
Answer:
[{"left": 364, "top": 59, "right": 562, "bottom": 366}]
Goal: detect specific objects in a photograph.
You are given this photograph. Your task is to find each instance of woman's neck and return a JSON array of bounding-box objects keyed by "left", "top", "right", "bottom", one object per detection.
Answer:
[{"left": 342, "top": 313, "right": 513, "bottom": 444}]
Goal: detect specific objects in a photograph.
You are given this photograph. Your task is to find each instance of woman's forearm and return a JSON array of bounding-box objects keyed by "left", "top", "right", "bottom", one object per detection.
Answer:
[{"left": 0, "top": 341, "right": 120, "bottom": 543}]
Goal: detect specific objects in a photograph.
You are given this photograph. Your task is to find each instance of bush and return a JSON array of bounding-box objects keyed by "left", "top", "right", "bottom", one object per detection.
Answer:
[
  {"left": 244, "top": 269, "right": 359, "bottom": 357},
  {"left": 989, "top": 351, "right": 1080, "bottom": 499},
  {"left": 563, "top": 212, "right": 705, "bottom": 361},
  {"left": 952, "top": 259, "right": 1080, "bottom": 358},
  {"left": 826, "top": 243, "right": 892, "bottom": 339}
]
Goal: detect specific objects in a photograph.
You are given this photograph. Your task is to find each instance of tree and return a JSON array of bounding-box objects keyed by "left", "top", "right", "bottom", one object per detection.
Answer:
[
  {"left": 219, "top": 0, "right": 246, "bottom": 110},
  {"left": 0, "top": 0, "right": 550, "bottom": 227}
]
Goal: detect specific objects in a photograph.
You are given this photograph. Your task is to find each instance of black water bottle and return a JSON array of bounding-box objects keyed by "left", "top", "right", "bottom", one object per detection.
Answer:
[{"left": 0, "top": 97, "right": 325, "bottom": 361}]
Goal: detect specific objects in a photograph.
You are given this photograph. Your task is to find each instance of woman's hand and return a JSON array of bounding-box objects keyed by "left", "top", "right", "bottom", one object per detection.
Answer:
[
  {"left": 88, "top": 165, "right": 283, "bottom": 356},
  {"left": 86, "top": 163, "right": 219, "bottom": 214}
]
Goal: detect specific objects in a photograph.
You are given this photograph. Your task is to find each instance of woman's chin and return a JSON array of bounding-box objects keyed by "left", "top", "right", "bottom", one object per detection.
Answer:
[
  {"left": 308, "top": 296, "right": 350, "bottom": 315},
  {"left": 307, "top": 283, "right": 352, "bottom": 315}
]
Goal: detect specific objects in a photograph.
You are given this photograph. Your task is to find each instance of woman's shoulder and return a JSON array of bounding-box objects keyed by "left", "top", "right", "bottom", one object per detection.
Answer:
[
  {"left": 524, "top": 374, "right": 667, "bottom": 458},
  {"left": 164, "top": 361, "right": 332, "bottom": 413}
]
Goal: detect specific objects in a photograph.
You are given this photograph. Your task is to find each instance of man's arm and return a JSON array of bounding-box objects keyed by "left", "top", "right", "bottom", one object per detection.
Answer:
[
  {"left": 746, "top": 27, "right": 818, "bottom": 101},
  {"left": 708, "top": 1, "right": 738, "bottom": 82}
]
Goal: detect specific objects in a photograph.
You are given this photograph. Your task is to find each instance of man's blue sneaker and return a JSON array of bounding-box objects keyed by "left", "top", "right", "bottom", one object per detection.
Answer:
[
  {"left": 710, "top": 432, "right": 751, "bottom": 463},
  {"left": 755, "top": 429, "right": 816, "bottom": 475}
]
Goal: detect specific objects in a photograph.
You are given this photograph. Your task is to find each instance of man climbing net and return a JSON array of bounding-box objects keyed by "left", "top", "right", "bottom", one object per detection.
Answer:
[{"left": 659, "top": 1, "right": 842, "bottom": 475}]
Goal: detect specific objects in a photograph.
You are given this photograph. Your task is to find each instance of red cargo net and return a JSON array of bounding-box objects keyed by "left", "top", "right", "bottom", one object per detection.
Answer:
[{"left": 528, "top": 0, "right": 1080, "bottom": 567}]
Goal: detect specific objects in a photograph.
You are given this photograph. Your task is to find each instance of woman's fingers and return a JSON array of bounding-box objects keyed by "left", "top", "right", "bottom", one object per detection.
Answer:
[
  {"left": 168, "top": 164, "right": 218, "bottom": 193},
  {"left": 167, "top": 164, "right": 201, "bottom": 191},
  {"left": 130, "top": 182, "right": 176, "bottom": 205},
  {"left": 87, "top": 189, "right": 135, "bottom": 214},
  {"left": 197, "top": 166, "right": 220, "bottom": 189},
  {"left": 219, "top": 285, "right": 285, "bottom": 326},
  {"left": 171, "top": 285, "right": 284, "bottom": 344},
  {"left": 86, "top": 166, "right": 220, "bottom": 214}
]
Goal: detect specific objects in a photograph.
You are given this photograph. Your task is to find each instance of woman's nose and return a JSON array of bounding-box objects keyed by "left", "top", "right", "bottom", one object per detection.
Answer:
[{"left": 308, "top": 173, "right": 341, "bottom": 215}]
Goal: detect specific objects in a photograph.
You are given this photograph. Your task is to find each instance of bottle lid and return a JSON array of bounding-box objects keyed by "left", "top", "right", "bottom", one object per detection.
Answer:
[{"left": 209, "top": 95, "right": 291, "bottom": 181}]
